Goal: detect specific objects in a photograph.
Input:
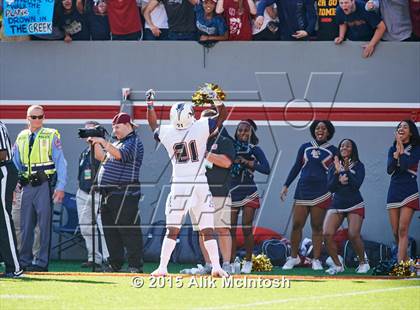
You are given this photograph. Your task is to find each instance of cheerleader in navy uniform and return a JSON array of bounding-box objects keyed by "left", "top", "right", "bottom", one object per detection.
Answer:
[
  {"left": 324, "top": 139, "right": 370, "bottom": 275},
  {"left": 280, "top": 120, "right": 337, "bottom": 270},
  {"left": 230, "top": 120, "right": 270, "bottom": 274},
  {"left": 387, "top": 120, "right": 420, "bottom": 263}
]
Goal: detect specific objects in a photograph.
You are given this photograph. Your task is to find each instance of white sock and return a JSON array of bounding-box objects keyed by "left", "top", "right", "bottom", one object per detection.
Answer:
[
  {"left": 158, "top": 237, "right": 176, "bottom": 270},
  {"left": 204, "top": 239, "right": 221, "bottom": 269}
]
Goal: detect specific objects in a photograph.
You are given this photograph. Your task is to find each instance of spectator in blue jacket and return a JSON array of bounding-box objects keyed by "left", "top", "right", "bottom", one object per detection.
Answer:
[
  {"left": 324, "top": 139, "right": 370, "bottom": 275},
  {"left": 334, "top": 0, "right": 386, "bottom": 58},
  {"left": 254, "top": 0, "right": 317, "bottom": 40},
  {"left": 85, "top": 0, "right": 111, "bottom": 40},
  {"left": 195, "top": 0, "right": 228, "bottom": 46}
]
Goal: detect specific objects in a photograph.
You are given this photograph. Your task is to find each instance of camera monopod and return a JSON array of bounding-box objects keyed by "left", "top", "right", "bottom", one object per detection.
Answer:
[{"left": 90, "top": 143, "right": 98, "bottom": 273}]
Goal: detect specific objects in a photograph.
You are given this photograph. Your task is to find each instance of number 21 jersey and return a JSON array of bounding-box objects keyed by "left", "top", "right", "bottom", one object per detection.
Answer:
[{"left": 155, "top": 118, "right": 216, "bottom": 180}]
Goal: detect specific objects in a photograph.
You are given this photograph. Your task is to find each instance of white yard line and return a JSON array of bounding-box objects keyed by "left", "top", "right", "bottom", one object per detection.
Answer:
[
  {"left": 195, "top": 286, "right": 420, "bottom": 310},
  {"left": 0, "top": 294, "right": 55, "bottom": 300}
]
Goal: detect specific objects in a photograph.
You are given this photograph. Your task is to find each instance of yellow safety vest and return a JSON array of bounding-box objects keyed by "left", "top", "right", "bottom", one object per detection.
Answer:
[{"left": 16, "top": 128, "right": 60, "bottom": 177}]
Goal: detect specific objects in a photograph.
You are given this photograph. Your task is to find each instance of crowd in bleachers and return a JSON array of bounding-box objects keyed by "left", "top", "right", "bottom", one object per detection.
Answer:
[{"left": 1, "top": 0, "right": 419, "bottom": 47}]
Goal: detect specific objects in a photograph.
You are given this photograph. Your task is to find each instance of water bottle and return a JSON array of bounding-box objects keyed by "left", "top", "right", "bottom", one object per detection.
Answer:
[
  {"left": 180, "top": 268, "right": 192, "bottom": 274},
  {"left": 233, "top": 257, "right": 241, "bottom": 274},
  {"left": 204, "top": 159, "right": 213, "bottom": 169}
]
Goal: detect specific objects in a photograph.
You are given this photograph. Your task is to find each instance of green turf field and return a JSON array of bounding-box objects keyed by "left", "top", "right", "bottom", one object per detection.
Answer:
[
  {"left": 1, "top": 274, "right": 419, "bottom": 309},
  {"left": 1, "top": 261, "right": 419, "bottom": 310},
  {"left": 2, "top": 260, "right": 380, "bottom": 276}
]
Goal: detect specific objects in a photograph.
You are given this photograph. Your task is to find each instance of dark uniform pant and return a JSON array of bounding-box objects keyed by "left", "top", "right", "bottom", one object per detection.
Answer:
[
  {"left": 101, "top": 192, "right": 143, "bottom": 270},
  {"left": 0, "top": 161, "right": 21, "bottom": 273},
  {"left": 19, "top": 181, "right": 52, "bottom": 269}
]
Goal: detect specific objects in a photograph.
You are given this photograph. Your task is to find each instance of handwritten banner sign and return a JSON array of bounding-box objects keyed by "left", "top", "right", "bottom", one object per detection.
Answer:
[{"left": 3, "top": 0, "right": 54, "bottom": 36}]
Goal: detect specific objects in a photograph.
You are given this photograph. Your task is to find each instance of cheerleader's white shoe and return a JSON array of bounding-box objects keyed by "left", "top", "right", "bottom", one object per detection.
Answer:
[
  {"left": 282, "top": 256, "right": 301, "bottom": 270},
  {"left": 311, "top": 259, "right": 323, "bottom": 270},
  {"left": 326, "top": 264, "right": 344, "bottom": 275},
  {"left": 356, "top": 263, "right": 370, "bottom": 274}
]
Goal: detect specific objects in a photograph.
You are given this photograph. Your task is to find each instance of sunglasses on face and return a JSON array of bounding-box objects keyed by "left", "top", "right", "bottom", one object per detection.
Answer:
[{"left": 29, "top": 115, "right": 44, "bottom": 120}]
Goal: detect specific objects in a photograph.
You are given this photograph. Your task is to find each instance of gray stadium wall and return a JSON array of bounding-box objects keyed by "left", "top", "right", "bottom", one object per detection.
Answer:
[{"left": 1, "top": 41, "right": 419, "bottom": 259}]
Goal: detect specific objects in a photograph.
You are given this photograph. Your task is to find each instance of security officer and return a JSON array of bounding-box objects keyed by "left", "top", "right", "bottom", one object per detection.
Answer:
[
  {"left": 13, "top": 105, "right": 67, "bottom": 271},
  {"left": 77, "top": 121, "right": 109, "bottom": 268},
  {"left": 88, "top": 112, "right": 144, "bottom": 273},
  {"left": 0, "top": 121, "right": 23, "bottom": 278}
]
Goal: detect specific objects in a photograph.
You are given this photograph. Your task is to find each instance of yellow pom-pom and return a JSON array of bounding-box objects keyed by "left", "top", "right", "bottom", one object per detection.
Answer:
[
  {"left": 251, "top": 254, "right": 273, "bottom": 272},
  {"left": 389, "top": 260, "right": 416, "bottom": 277},
  {"left": 192, "top": 83, "right": 226, "bottom": 106}
]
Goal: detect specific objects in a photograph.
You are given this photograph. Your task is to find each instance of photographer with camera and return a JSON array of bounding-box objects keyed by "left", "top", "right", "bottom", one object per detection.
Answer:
[
  {"left": 13, "top": 105, "right": 67, "bottom": 272},
  {"left": 76, "top": 121, "right": 109, "bottom": 269},
  {"left": 87, "top": 112, "right": 144, "bottom": 273}
]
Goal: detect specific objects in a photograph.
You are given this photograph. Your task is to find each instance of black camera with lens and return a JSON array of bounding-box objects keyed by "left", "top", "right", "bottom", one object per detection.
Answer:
[{"left": 78, "top": 125, "right": 107, "bottom": 139}]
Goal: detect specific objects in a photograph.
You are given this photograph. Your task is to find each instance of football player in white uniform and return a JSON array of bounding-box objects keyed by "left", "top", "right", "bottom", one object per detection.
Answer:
[{"left": 146, "top": 89, "right": 229, "bottom": 277}]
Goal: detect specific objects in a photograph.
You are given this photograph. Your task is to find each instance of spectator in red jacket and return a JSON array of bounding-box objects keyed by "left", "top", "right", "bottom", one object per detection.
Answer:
[{"left": 107, "top": 0, "right": 143, "bottom": 40}]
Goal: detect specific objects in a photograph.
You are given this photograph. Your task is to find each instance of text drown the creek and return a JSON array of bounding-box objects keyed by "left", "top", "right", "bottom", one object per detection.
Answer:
[{"left": 5, "top": 0, "right": 53, "bottom": 35}]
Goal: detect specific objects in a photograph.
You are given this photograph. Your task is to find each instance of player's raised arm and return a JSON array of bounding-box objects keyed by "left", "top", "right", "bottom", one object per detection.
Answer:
[
  {"left": 213, "top": 98, "right": 227, "bottom": 130},
  {"left": 146, "top": 89, "right": 158, "bottom": 132}
]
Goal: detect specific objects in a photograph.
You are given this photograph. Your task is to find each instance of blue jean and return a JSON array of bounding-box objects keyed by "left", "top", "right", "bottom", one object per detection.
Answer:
[
  {"left": 143, "top": 28, "right": 169, "bottom": 40},
  {"left": 111, "top": 31, "right": 142, "bottom": 41},
  {"left": 168, "top": 31, "right": 197, "bottom": 41}
]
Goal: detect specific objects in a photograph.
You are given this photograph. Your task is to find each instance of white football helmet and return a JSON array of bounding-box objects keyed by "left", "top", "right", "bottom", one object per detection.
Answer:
[{"left": 170, "top": 102, "right": 195, "bottom": 129}]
